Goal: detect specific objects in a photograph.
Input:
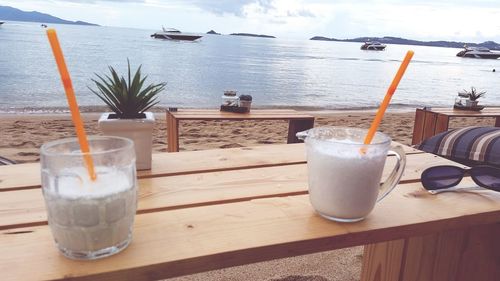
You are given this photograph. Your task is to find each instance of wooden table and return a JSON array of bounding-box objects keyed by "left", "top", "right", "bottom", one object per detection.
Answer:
[
  {"left": 166, "top": 109, "right": 315, "bottom": 152},
  {"left": 1, "top": 144, "right": 500, "bottom": 281},
  {"left": 411, "top": 107, "right": 500, "bottom": 145}
]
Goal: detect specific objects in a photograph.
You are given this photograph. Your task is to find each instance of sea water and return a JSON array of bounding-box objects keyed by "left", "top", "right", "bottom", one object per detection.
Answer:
[
  {"left": 1, "top": 22, "right": 500, "bottom": 112},
  {"left": 306, "top": 138, "right": 388, "bottom": 222},
  {"left": 42, "top": 166, "right": 137, "bottom": 259}
]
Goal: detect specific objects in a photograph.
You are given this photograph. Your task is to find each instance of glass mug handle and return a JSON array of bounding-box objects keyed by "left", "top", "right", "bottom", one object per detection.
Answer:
[{"left": 377, "top": 145, "right": 406, "bottom": 202}]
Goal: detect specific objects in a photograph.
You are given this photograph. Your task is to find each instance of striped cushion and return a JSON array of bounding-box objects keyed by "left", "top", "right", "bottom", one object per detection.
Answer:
[
  {"left": 417, "top": 126, "right": 500, "bottom": 167},
  {"left": 0, "top": 156, "right": 16, "bottom": 165}
]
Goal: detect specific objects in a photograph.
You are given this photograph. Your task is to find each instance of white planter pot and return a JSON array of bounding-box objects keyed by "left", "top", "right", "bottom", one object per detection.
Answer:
[{"left": 98, "top": 112, "right": 155, "bottom": 170}]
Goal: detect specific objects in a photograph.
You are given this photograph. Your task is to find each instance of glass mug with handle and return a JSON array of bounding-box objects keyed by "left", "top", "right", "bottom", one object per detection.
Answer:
[{"left": 297, "top": 126, "right": 406, "bottom": 222}]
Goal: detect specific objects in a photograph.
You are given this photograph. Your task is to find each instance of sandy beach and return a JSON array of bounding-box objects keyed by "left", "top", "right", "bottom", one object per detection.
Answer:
[
  {"left": 0, "top": 110, "right": 422, "bottom": 164},
  {"left": 1, "top": 109, "right": 494, "bottom": 164},
  {"left": 0, "top": 109, "right": 495, "bottom": 281}
]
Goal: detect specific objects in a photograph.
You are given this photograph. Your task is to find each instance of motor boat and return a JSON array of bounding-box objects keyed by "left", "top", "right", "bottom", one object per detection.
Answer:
[
  {"left": 0, "top": 22, "right": 4, "bottom": 25},
  {"left": 151, "top": 27, "right": 202, "bottom": 41},
  {"left": 360, "top": 41, "right": 386, "bottom": 50},
  {"left": 456, "top": 46, "right": 500, "bottom": 59}
]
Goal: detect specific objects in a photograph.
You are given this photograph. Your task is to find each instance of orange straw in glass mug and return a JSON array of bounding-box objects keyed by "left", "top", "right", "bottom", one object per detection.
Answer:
[
  {"left": 46, "top": 29, "right": 97, "bottom": 181},
  {"left": 364, "top": 50, "right": 414, "bottom": 145}
]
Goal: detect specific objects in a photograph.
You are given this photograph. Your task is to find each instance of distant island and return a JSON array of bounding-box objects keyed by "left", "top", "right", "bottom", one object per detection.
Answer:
[
  {"left": 310, "top": 36, "right": 500, "bottom": 50},
  {"left": 0, "top": 5, "right": 98, "bottom": 26},
  {"left": 230, "top": 33, "right": 276, "bottom": 39},
  {"left": 206, "top": 30, "right": 220, "bottom": 35}
]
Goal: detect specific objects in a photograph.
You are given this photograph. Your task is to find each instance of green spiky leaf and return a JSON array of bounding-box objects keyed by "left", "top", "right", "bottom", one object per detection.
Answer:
[
  {"left": 89, "top": 59, "right": 166, "bottom": 119},
  {"left": 458, "top": 86, "right": 486, "bottom": 101}
]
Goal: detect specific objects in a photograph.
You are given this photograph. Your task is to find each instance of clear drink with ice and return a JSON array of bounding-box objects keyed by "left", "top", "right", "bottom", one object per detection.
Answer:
[
  {"left": 298, "top": 127, "right": 406, "bottom": 222},
  {"left": 41, "top": 136, "right": 137, "bottom": 260}
]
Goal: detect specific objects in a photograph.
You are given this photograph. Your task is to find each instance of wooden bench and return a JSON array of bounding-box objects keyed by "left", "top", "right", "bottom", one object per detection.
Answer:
[
  {"left": 166, "top": 109, "right": 315, "bottom": 152},
  {"left": 411, "top": 107, "right": 500, "bottom": 145}
]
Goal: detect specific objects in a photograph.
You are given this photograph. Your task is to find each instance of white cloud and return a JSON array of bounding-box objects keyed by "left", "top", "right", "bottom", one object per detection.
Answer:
[{"left": 2, "top": 0, "right": 500, "bottom": 41}]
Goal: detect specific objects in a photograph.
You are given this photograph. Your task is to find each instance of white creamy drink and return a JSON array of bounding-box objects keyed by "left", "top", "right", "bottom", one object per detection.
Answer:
[
  {"left": 307, "top": 139, "right": 387, "bottom": 221},
  {"left": 300, "top": 127, "right": 405, "bottom": 223},
  {"left": 42, "top": 166, "right": 137, "bottom": 259}
]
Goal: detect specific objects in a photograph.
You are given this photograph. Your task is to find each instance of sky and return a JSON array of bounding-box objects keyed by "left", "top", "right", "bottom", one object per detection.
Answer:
[{"left": 2, "top": 0, "right": 500, "bottom": 42}]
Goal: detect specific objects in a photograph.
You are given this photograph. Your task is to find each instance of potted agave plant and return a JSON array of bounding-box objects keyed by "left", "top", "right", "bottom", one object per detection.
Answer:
[{"left": 90, "top": 60, "right": 166, "bottom": 170}]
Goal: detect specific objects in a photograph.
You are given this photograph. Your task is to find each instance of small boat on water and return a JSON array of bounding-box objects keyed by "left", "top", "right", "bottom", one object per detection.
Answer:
[
  {"left": 151, "top": 27, "right": 202, "bottom": 41},
  {"left": 360, "top": 41, "right": 386, "bottom": 51},
  {"left": 0, "top": 22, "right": 4, "bottom": 25},
  {"left": 456, "top": 46, "right": 500, "bottom": 59}
]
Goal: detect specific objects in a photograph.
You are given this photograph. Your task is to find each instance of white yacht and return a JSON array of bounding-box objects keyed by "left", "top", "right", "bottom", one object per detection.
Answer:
[
  {"left": 360, "top": 41, "right": 386, "bottom": 51},
  {"left": 151, "top": 27, "right": 202, "bottom": 41},
  {"left": 456, "top": 46, "right": 500, "bottom": 59}
]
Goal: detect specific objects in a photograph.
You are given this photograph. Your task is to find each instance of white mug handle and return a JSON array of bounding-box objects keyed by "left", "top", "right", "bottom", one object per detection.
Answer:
[{"left": 377, "top": 145, "right": 406, "bottom": 202}]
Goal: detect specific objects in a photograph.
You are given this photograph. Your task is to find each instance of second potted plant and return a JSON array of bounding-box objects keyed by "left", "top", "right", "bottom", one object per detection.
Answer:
[
  {"left": 458, "top": 86, "right": 486, "bottom": 107},
  {"left": 90, "top": 60, "right": 166, "bottom": 170}
]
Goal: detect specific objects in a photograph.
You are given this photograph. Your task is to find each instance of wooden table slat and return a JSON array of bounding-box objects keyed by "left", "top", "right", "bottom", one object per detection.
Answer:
[
  {"left": 167, "top": 110, "right": 314, "bottom": 119},
  {"left": 169, "top": 109, "right": 300, "bottom": 113},
  {"left": 171, "top": 114, "right": 315, "bottom": 120}
]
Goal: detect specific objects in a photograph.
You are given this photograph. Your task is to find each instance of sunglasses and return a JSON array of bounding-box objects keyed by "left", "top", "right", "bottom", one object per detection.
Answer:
[{"left": 421, "top": 165, "right": 500, "bottom": 192}]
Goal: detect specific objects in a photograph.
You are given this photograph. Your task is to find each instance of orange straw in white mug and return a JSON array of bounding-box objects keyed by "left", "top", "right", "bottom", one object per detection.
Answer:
[
  {"left": 46, "top": 29, "right": 97, "bottom": 181},
  {"left": 364, "top": 50, "right": 414, "bottom": 145}
]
